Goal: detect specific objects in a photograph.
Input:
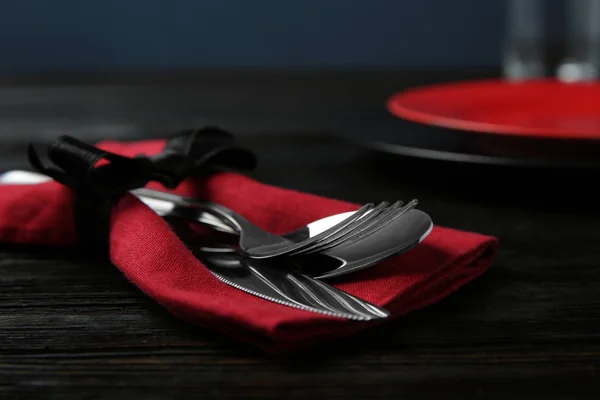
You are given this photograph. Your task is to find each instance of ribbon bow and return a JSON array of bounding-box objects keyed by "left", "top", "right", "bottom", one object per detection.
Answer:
[{"left": 27, "top": 127, "right": 257, "bottom": 257}]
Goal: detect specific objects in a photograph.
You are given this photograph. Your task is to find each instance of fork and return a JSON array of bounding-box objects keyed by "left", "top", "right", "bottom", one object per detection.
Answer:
[
  {"left": 0, "top": 170, "right": 404, "bottom": 259},
  {"left": 146, "top": 189, "right": 431, "bottom": 279},
  {"left": 248, "top": 199, "right": 419, "bottom": 258},
  {"left": 134, "top": 187, "right": 412, "bottom": 260},
  {"left": 0, "top": 170, "right": 432, "bottom": 278},
  {"left": 167, "top": 206, "right": 432, "bottom": 280}
]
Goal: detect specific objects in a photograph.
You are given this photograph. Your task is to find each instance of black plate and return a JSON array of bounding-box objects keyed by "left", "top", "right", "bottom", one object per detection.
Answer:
[{"left": 336, "top": 108, "right": 600, "bottom": 169}]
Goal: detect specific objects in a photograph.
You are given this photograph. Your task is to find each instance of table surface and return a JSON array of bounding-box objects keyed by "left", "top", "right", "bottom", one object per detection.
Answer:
[{"left": 0, "top": 72, "right": 599, "bottom": 399}]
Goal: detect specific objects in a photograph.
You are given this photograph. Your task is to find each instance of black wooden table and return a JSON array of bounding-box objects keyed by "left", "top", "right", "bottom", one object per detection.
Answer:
[{"left": 0, "top": 72, "right": 599, "bottom": 398}]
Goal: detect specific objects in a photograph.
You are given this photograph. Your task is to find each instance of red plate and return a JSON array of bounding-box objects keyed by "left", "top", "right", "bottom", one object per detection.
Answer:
[{"left": 387, "top": 78, "right": 600, "bottom": 140}]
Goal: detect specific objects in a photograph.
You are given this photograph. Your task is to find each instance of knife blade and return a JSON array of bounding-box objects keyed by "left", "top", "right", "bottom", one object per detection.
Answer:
[
  {"left": 163, "top": 216, "right": 389, "bottom": 321},
  {"left": 0, "top": 168, "right": 390, "bottom": 321},
  {"left": 193, "top": 246, "right": 389, "bottom": 321}
]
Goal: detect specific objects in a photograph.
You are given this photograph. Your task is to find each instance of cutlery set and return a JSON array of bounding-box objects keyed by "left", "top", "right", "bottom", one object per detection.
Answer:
[{"left": 0, "top": 169, "right": 433, "bottom": 321}]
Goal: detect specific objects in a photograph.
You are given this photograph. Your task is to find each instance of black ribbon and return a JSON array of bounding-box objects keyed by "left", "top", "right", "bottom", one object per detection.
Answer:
[{"left": 27, "top": 127, "right": 257, "bottom": 258}]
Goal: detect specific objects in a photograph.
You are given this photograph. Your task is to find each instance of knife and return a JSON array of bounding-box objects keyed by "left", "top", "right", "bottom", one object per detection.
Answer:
[
  {"left": 172, "top": 220, "right": 389, "bottom": 321},
  {"left": 0, "top": 169, "right": 389, "bottom": 321},
  {"left": 195, "top": 249, "right": 389, "bottom": 321}
]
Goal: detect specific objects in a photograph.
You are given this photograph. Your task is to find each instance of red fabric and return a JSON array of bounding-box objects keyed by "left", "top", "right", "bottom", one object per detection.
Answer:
[{"left": 0, "top": 139, "right": 498, "bottom": 353}]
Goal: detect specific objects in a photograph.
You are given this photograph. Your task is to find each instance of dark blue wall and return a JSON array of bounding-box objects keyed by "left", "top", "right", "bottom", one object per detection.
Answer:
[{"left": 0, "top": 0, "right": 510, "bottom": 72}]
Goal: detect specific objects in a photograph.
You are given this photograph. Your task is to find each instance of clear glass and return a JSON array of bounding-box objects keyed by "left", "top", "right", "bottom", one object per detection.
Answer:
[
  {"left": 557, "top": 0, "right": 600, "bottom": 81},
  {"left": 503, "top": 0, "right": 546, "bottom": 80}
]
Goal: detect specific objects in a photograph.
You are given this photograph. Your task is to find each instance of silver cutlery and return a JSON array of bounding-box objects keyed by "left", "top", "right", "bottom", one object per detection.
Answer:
[
  {"left": 130, "top": 187, "right": 432, "bottom": 280},
  {"left": 165, "top": 218, "right": 390, "bottom": 320},
  {"left": 166, "top": 192, "right": 422, "bottom": 261},
  {"left": 190, "top": 243, "right": 389, "bottom": 321},
  {"left": 129, "top": 185, "right": 433, "bottom": 279},
  {"left": 174, "top": 206, "right": 432, "bottom": 280},
  {"left": 245, "top": 200, "right": 404, "bottom": 258},
  {"left": 0, "top": 170, "right": 390, "bottom": 320},
  {"left": 0, "top": 170, "right": 433, "bottom": 280},
  {"left": 274, "top": 199, "right": 419, "bottom": 257}
]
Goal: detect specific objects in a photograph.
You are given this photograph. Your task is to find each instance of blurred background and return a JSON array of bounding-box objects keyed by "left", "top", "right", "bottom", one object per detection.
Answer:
[
  {"left": 0, "top": 0, "right": 595, "bottom": 147},
  {"left": 0, "top": 0, "right": 567, "bottom": 71}
]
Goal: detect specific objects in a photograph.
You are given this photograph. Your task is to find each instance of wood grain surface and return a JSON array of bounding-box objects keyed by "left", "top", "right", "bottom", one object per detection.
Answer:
[{"left": 0, "top": 75, "right": 599, "bottom": 398}]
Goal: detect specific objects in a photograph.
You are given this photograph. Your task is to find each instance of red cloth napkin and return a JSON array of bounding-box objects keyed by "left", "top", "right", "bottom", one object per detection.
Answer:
[{"left": 0, "top": 139, "right": 498, "bottom": 353}]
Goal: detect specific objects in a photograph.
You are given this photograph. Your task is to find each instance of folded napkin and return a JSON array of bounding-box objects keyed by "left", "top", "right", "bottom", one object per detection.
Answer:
[{"left": 0, "top": 135, "right": 498, "bottom": 353}]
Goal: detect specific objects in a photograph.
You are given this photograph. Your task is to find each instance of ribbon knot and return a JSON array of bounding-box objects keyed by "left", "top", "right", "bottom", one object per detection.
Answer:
[{"left": 27, "top": 127, "right": 257, "bottom": 257}]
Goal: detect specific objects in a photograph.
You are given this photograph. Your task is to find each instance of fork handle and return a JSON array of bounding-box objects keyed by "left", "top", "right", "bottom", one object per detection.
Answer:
[
  {"left": 0, "top": 170, "right": 236, "bottom": 234},
  {"left": 131, "top": 187, "right": 285, "bottom": 252},
  {"left": 1, "top": 170, "right": 287, "bottom": 251},
  {"left": 132, "top": 188, "right": 248, "bottom": 233}
]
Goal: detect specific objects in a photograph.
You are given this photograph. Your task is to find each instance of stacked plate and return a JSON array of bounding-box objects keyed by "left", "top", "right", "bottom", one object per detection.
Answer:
[{"left": 341, "top": 79, "right": 600, "bottom": 168}]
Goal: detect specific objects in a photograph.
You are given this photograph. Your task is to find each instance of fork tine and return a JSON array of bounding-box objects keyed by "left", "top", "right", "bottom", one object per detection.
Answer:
[
  {"left": 245, "top": 202, "right": 375, "bottom": 258},
  {"left": 339, "top": 199, "right": 419, "bottom": 245},
  {"left": 302, "top": 199, "right": 419, "bottom": 255},
  {"left": 289, "top": 200, "right": 401, "bottom": 256}
]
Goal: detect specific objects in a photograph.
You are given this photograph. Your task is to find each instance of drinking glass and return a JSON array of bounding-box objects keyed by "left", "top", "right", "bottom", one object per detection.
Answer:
[
  {"left": 503, "top": 0, "right": 546, "bottom": 80},
  {"left": 556, "top": 0, "right": 600, "bottom": 81}
]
